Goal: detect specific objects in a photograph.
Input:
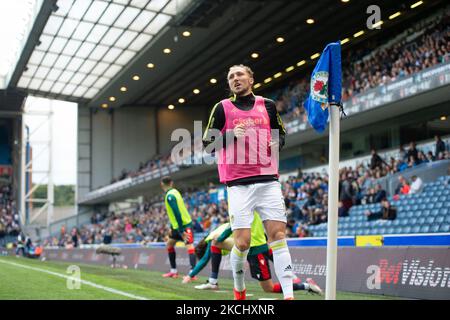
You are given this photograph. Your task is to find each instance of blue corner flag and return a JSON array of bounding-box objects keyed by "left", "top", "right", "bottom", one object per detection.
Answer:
[{"left": 304, "top": 42, "right": 342, "bottom": 133}]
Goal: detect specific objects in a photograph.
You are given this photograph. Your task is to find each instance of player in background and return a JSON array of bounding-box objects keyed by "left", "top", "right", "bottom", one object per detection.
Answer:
[
  {"left": 203, "top": 65, "right": 294, "bottom": 299},
  {"left": 182, "top": 213, "right": 322, "bottom": 296},
  {"left": 160, "top": 176, "right": 196, "bottom": 278}
]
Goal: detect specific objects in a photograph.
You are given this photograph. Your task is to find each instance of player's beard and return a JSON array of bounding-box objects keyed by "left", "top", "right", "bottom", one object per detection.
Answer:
[{"left": 232, "top": 84, "right": 252, "bottom": 97}]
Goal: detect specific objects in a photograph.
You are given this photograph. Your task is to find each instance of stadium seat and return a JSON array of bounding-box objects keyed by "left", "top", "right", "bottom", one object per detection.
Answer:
[
  {"left": 435, "top": 216, "right": 445, "bottom": 224},
  {"left": 430, "top": 224, "right": 440, "bottom": 233},
  {"left": 405, "top": 211, "right": 414, "bottom": 218},
  {"left": 430, "top": 209, "right": 440, "bottom": 216},
  {"left": 403, "top": 226, "right": 412, "bottom": 234},
  {"left": 420, "top": 225, "right": 430, "bottom": 233},
  {"left": 417, "top": 217, "right": 426, "bottom": 225},
  {"left": 422, "top": 209, "right": 431, "bottom": 217},
  {"left": 394, "top": 227, "right": 402, "bottom": 234},
  {"left": 409, "top": 218, "right": 418, "bottom": 225},
  {"left": 438, "top": 224, "right": 450, "bottom": 233},
  {"left": 418, "top": 204, "right": 427, "bottom": 211},
  {"left": 426, "top": 217, "right": 435, "bottom": 225}
]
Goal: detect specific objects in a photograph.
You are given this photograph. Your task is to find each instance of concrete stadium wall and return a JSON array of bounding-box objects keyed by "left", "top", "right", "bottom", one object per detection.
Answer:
[
  {"left": 112, "top": 107, "right": 157, "bottom": 178},
  {"left": 78, "top": 103, "right": 209, "bottom": 196},
  {"left": 92, "top": 110, "right": 112, "bottom": 189},
  {"left": 157, "top": 105, "right": 209, "bottom": 155},
  {"left": 36, "top": 246, "right": 450, "bottom": 300},
  {"left": 77, "top": 107, "right": 91, "bottom": 199},
  {"left": 85, "top": 107, "right": 158, "bottom": 191}
]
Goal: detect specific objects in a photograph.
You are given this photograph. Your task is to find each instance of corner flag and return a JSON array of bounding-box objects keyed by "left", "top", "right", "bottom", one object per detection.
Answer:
[{"left": 304, "top": 42, "right": 342, "bottom": 133}]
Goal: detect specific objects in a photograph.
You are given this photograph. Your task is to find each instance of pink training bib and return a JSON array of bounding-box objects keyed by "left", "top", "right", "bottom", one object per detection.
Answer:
[{"left": 218, "top": 96, "right": 279, "bottom": 183}]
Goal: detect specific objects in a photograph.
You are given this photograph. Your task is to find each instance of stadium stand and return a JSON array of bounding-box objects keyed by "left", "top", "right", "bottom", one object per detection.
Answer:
[
  {"left": 0, "top": 183, "right": 20, "bottom": 239},
  {"left": 99, "top": 7, "right": 450, "bottom": 188},
  {"left": 308, "top": 175, "right": 450, "bottom": 237},
  {"left": 272, "top": 7, "right": 450, "bottom": 122},
  {"left": 47, "top": 139, "right": 449, "bottom": 248}
]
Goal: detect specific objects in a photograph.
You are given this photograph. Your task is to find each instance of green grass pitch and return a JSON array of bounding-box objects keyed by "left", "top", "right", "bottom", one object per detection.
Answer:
[{"left": 0, "top": 255, "right": 401, "bottom": 300}]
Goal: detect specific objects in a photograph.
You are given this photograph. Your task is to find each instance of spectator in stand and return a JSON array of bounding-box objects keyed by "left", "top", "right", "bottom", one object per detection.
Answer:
[
  {"left": 394, "top": 175, "right": 410, "bottom": 196},
  {"left": 339, "top": 172, "right": 354, "bottom": 215},
  {"left": 337, "top": 201, "right": 349, "bottom": 218},
  {"left": 417, "top": 151, "right": 429, "bottom": 164},
  {"left": 362, "top": 187, "right": 376, "bottom": 205},
  {"left": 435, "top": 135, "right": 446, "bottom": 156},
  {"left": 406, "top": 142, "right": 419, "bottom": 165},
  {"left": 426, "top": 151, "right": 435, "bottom": 162},
  {"left": 400, "top": 177, "right": 411, "bottom": 195},
  {"left": 296, "top": 224, "right": 310, "bottom": 238},
  {"left": 370, "top": 149, "right": 388, "bottom": 170},
  {"left": 374, "top": 184, "right": 387, "bottom": 203},
  {"left": 310, "top": 207, "right": 328, "bottom": 225},
  {"left": 365, "top": 199, "right": 397, "bottom": 221},
  {"left": 396, "top": 156, "right": 409, "bottom": 172},
  {"left": 71, "top": 228, "right": 79, "bottom": 248},
  {"left": 287, "top": 201, "right": 302, "bottom": 221},
  {"left": 409, "top": 175, "right": 423, "bottom": 194},
  {"left": 103, "top": 228, "right": 113, "bottom": 244}
]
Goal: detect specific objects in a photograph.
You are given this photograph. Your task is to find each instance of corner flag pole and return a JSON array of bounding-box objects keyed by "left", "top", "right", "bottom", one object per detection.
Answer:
[
  {"left": 325, "top": 103, "right": 340, "bottom": 300},
  {"left": 304, "top": 41, "right": 342, "bottom": 300}
]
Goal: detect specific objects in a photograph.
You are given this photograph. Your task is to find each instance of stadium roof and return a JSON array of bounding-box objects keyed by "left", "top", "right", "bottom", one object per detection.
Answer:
[{"left": 5, "top": 0, "right": 445, "bottom": 108}]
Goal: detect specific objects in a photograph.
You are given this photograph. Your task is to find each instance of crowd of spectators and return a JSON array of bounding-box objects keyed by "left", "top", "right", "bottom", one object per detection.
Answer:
[
  {"left": 110, "top": 154, "right": 173, "bottom": 184},
  {"left": 50, "top": 138, "right": 448, "bottom": 247},
  {"left": 280, "top": 139, "right": 448, "bottom": 237},
  {"left": 46, "top": 186, "right": 229, "bottom": 247},
  {"left": 269, "top": 9, "right": 450, "bottom": 122},
  {"left": 0, "top": 183, "right": 20, "bottom": 239}
]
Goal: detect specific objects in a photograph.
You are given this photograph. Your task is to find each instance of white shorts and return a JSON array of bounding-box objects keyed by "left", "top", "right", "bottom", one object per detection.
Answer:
[{"left": 227, "top": 181, "right": 287, "bottom": 230}]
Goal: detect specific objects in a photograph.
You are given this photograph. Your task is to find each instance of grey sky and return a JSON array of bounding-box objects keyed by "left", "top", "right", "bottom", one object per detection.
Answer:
[{"left": 24, "top": 96, "right": 77, "bottom": 185}]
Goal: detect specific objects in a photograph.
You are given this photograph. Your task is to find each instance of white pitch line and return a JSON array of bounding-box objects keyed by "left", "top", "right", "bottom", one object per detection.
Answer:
[{"left": 0, "top": 259, "right": 150, "bottom": 300}]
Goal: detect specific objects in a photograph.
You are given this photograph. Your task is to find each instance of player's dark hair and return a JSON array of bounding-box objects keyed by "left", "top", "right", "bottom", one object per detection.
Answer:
[
  {"left": 161, "top": 176, "right": 172, "bottom": 186},
  {"left": 195, "top": 238, "right": 208, "bottom": 260}
]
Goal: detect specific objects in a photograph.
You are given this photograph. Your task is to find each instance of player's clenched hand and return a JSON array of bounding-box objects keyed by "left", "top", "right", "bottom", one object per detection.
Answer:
[
  {"left": 233, "top": 123, "right": 246, "bottom": 138},
  {"left": 269, "top": 139, "right": 279, "bottom": 149}
]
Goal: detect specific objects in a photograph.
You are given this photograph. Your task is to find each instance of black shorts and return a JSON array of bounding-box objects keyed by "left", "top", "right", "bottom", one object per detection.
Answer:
[
  {"left": 247, "top": 251, "right": 272, "bottom": 281},
  {"left": 169, "top": 227, "right": 194, "bottom": 245}
]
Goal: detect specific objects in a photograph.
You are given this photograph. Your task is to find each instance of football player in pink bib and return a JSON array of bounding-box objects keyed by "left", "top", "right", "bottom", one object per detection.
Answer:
[{"left": 203, "top": 65, "right": 294, "bottom": 300}]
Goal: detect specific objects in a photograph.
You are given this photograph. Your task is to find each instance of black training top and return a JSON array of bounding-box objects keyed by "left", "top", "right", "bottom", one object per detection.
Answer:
[{"left": 202, "top": 93, "right": 286, "bottom": 187}]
